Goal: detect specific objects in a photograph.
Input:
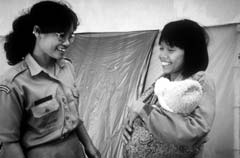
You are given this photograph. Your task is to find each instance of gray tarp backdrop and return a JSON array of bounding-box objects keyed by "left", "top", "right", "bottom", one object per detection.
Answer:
[
  {"left": 66, "top": 30, "right": 158, "bottom": 157},
  {"left": 0, "top": 24, "right": 239, "bottom": 158}
]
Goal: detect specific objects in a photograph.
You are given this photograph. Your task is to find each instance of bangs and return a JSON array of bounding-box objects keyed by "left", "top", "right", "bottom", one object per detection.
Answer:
[
  {"left": 159, "top": 24, "right": 186, "bottom": 49},
  {"left": 31, "top": 1, "right": 79, "bottom": 33}
]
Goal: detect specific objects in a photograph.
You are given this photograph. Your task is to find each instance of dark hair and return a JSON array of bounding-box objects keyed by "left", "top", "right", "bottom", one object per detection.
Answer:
[
  {"left": 4, "top": 0, "right": 79, "bottom": 65},
  {"left": 159, "top": 19, "right": 209, "bottom": 78}
]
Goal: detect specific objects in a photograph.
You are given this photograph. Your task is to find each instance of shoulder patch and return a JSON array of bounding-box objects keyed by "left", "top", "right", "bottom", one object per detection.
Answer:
[{"left": 0, "top": 85, "right": 11, "bottom": 94}]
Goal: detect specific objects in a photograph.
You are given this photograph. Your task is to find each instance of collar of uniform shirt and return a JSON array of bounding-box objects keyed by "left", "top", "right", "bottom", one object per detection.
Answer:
[
  {"left": 25, "top": 54, "right": 66, "bottom": 77},
  {"left": 25, "top": 54, "right": 43, "bottom": 76}
]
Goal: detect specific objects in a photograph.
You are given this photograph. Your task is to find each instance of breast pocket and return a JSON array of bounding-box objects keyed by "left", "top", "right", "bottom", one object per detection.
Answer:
[{"left": 31, "top": 95, "right": 59, "bottom": 118}]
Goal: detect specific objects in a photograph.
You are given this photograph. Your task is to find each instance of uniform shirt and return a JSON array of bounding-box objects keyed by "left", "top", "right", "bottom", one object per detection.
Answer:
[{"left": 0, "top": 54, "right": 82, "bottom": 148}]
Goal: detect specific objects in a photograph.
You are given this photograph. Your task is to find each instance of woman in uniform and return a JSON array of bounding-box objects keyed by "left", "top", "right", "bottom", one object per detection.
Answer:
[{"left": 0, "top": 1, "right": 101, "bottom": 158}]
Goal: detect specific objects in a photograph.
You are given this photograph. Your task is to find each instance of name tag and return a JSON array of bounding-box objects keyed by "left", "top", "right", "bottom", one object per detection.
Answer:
[{"left": 32, "top": 95, "right": 59, "bottom": 118}]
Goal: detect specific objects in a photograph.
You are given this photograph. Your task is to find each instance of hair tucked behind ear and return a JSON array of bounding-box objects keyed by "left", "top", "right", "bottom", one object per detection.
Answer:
[{"left": 4, "top": 12, "right": 35, "bottom": 65}]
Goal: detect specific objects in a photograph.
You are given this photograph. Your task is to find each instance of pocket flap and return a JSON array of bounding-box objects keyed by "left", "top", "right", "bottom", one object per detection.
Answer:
[{"left": 32, "top": 97, "right": 59, "bottom": 118}]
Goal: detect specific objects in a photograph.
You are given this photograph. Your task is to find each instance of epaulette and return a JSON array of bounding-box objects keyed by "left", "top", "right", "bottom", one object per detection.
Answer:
[{"left": 0, "top": 61, "right": 28, "bottom": 83}]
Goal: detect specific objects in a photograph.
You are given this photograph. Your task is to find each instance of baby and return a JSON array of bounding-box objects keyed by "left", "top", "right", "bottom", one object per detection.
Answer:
[{"left": 153, "top": 77, "right": 203, "bottom": 114}]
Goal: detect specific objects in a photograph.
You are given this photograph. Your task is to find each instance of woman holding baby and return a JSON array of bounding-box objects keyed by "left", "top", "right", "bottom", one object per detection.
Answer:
[{"left": 122, "top": 19, "right": 216, "bottom": 158}]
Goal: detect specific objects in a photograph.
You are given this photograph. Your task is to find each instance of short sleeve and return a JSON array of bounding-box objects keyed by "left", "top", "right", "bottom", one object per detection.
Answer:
[{"left": 0, "top": 84, "right": 23, "bottom": 143}]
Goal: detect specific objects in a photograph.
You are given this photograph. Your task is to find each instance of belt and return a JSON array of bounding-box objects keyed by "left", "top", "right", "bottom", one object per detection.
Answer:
[
  {"left": 27, "top": 131, "right": 76, "bottom": 151},
  {"left": 26, "top": 131, "right": 86, "bottom": 158}
]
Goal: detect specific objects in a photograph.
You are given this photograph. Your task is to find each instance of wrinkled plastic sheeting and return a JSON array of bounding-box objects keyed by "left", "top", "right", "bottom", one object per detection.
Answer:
[{"left": 66, "top": 30, "right": 158, "bottom": 158}]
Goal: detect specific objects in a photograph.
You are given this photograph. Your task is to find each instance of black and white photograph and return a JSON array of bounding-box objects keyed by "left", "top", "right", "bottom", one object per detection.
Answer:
[{"left": 0, "top": 0, "right": 240, "bottom": 158}]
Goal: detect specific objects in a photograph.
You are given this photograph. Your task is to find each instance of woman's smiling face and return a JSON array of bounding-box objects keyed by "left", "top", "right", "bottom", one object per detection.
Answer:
[
  {"left": 158, "top": 41, "right": 184, "bottom": 80},
  {"left": 36, "top": 25, "right": 75, "bottom": 60}
]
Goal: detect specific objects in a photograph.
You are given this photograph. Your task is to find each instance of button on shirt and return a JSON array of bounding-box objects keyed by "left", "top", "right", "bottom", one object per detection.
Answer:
[{"left": 0, "top": 54, "right": 81, "bottom": 149}]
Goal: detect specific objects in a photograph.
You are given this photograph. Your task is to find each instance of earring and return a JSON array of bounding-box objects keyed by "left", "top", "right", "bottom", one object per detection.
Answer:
[
  {"left": 32, "top": 31, "right": 37, "bottom": 37},
  {"left": 32, "top": 25, "right": 41, "bottom": 37}
]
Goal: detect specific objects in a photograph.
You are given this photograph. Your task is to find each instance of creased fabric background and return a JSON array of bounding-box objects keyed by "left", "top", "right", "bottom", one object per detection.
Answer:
[
  {"left": 0, "top": 24, "right": 239, "bottom": 158},
  {"left": 66, "top": 30, "right": 158, "bottom": 158}
]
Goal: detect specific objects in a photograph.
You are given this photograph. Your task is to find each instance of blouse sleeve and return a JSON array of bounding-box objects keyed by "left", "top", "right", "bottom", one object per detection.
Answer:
[
  {"left": 0, "top": 83, "right": 23, "bottom": 143},
  {"left": 138, "top": 74, "right": 216, "bottom": 146}
]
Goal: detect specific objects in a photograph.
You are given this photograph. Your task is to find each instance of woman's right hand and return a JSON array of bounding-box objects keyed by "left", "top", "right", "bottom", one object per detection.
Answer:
[
  {"left": 122, "top": 122, "right": 133, "bottom": 144},
  {"left": 122, "top": 110, "right": 139, "bottom": 144}
]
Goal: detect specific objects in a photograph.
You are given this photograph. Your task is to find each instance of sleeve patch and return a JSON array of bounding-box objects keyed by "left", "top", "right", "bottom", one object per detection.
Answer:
[{"left": 0, "top": 85, "right": 11, "bottom": 94}]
